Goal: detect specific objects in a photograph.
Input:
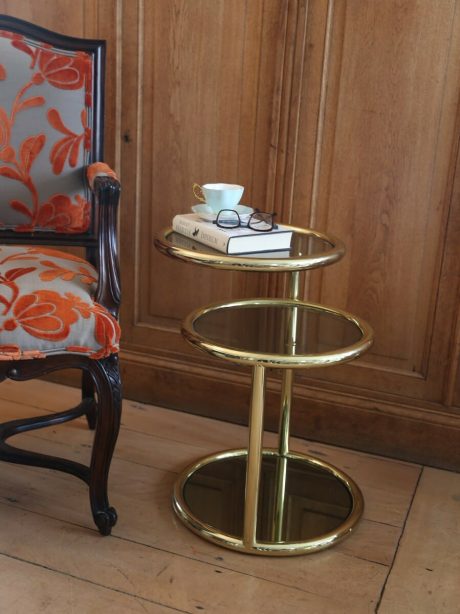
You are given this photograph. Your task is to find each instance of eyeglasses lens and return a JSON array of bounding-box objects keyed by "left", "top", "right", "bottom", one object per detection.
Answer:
[
  {"left": 217, "top": 210, "right": 240, "bottom": 228},
  {"left": 248, "top": 212, "right": 273, "bottom": 232}
]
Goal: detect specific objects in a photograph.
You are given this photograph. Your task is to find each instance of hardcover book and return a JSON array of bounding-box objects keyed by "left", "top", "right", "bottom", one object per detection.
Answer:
[{"left": 172, "top": 214, "right": 293, "bottom": 255}]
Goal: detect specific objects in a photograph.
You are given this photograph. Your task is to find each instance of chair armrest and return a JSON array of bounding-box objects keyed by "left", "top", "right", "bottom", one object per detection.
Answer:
[{"left": 87, "top": 163, "right": 121, "bottom": 318}]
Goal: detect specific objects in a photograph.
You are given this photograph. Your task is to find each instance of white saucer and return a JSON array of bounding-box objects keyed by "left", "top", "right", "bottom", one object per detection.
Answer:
[{"left": 191, "top": 203, "right": 254, "bottom": 222}]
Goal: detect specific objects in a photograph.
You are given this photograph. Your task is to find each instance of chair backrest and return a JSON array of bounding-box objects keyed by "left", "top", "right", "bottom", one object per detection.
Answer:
[{"left": 0, "top": 15, "right": 104, "bottom": 246}]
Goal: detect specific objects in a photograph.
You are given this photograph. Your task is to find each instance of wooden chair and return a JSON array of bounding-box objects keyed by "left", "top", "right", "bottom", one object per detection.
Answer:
[{"left": 0, "top": 15, "right": 122, "bottom": 535}]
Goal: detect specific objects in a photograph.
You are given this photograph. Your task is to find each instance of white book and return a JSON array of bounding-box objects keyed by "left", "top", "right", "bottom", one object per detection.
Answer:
[{"left": 172, "top": 213, "right": 293, "bottom": 255}]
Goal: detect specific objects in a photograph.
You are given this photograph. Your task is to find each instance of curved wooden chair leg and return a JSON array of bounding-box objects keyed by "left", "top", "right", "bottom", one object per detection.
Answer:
[
  {"left": 0, "top": 402, "right": 92, "bottom": 482},
  {"left": 87, "top": 354, "right": 122, "bottom": 535},
  {"left": 82, "top": 370, "right": 97, "bottom": 430},
  {"left": 0, "top": 354, "right": 122, "bottom": 535}
]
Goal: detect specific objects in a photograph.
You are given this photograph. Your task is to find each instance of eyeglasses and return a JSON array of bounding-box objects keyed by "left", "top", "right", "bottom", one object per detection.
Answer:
[{"left": 213, "top": 209, "right": 277, "bottom": 232}]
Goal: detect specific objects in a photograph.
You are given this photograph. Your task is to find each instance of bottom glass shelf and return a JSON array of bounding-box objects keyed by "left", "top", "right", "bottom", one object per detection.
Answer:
[{"left": 173, "top": 449, "right": 363, "bottom": 556}]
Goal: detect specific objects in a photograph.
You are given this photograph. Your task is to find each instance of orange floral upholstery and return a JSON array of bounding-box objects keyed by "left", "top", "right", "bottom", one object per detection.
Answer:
[
  {"left": 0, "top": 14, "right": 123, "bottom": 537},
  {"left": 0, "top": 29, "right": 92, "bottom": 233},
  {"left": 0, "top": 245, "right": 120, "bottom": 359}
]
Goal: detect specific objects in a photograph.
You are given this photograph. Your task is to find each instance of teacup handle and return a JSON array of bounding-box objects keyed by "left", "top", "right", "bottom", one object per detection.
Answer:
[{"left": 193, "top": 183, "right": 206, "bottom": 203}]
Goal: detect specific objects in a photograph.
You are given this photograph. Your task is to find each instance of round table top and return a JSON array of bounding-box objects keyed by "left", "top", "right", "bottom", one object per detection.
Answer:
[
  {"left": 182, "top": 298, "right": 374, "bottom": 369},
  {"left": 155, "top": 225, "right": 345, "bottom": 272}
]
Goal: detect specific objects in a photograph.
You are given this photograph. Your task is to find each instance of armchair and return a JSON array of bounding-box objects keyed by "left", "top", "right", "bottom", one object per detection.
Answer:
[{"left": 0, "top": 15, "right": 122, "bottom": 535}]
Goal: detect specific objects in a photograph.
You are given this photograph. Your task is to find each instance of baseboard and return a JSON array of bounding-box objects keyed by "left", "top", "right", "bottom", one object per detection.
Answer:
[{"left": 45, "top": 354, "right": 460, "bottom": 471}]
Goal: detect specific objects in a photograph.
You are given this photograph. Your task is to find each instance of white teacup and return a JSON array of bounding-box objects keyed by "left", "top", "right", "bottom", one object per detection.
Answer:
[{"left": 193, "top": 183, "right": 244, "bottom": 212}]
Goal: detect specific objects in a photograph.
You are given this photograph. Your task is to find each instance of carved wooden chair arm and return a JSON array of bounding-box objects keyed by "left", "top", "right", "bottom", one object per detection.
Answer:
[{"left": 86, "top": 163, "right": 121, "bottom": 318}]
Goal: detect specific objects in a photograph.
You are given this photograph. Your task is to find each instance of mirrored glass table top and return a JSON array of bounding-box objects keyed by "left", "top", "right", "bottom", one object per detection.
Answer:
[
  {"left": 182, "top": 454, "right": 352, "bottom": 541},
  {"left": 182, "top": 298, "right": 373, "bottom": 368},
  {"left": 155, "top": 225, "right": 345, "bottom": 272},
  {"left": 173, "top": 449, "right": 363, "bottom": 556}
]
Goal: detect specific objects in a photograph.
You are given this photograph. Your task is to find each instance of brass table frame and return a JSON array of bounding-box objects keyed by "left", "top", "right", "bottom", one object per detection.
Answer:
[
  {"left": 177, "top": 298, "right": 373, "bottom": 555},
  {"left": 155, "top": 226, "right": 374, "bottom": 555},
  {"left": 155, "top": 225, "right": 345, "bottom": 273}
]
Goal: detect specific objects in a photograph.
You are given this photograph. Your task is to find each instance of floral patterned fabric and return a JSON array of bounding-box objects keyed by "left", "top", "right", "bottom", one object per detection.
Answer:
[
  {"left": 0, "top": 29, "right": 93, "bottom": 233},
  {"left": 0, "top": 245, "right": 120, "bottom": 359}
]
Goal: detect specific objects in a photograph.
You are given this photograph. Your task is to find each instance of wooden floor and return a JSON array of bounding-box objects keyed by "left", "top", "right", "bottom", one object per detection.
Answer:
[{"left": 0, "top": 380, "right": 458, "bottom": 613}]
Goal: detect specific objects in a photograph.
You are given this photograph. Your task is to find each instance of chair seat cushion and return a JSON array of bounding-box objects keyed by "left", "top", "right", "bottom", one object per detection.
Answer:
[{"left": 0, "top": 245, "right": 120, "bottom": 360}]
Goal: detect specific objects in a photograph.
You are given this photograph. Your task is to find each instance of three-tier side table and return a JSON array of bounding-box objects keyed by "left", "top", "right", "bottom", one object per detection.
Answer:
[{"left": 155, "top": 226, "right": 373, "bottom": 556}]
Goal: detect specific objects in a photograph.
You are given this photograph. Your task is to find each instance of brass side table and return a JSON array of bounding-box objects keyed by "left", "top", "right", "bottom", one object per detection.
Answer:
[{"left": 155, "top": 226, "right": 374, "bottom": 555}]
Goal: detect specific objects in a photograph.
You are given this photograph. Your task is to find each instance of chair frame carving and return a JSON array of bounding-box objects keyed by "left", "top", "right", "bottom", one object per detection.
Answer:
[{"left": 0, "top": 15, "right": 122, "bottom": 535}]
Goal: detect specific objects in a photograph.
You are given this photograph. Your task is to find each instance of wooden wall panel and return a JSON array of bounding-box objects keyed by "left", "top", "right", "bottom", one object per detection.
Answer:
[
  {"left": 2, "top": 1, "right": 460, "bottom": 469},
  {"left": 119, "top": 0, "right": 296, "bottom": 360},
  {"left": 0, "top": 0, "right": 106, "bottom": 38},
  {"left": 0, "top": 0, "right": 85, "bottom": 33},
  {"left": 317, "top": 0, "right": 458, "bottom": 373},
  {"left": 289, "top": 0, "right": 460, "bottom": 404}
]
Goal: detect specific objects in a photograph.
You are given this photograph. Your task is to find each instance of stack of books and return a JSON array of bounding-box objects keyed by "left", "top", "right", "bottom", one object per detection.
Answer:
[{"left": 172, "top": 213, "right": 293, "bottom": 255}]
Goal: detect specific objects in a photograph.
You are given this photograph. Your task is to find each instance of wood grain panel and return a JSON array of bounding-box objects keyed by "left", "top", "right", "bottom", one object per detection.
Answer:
[
  {"left": 286, "top": 0, "right": 460, "bottom": 406},
  {"left": 0, "top": 0, "right": 86, "bottom": 32},
  {"left": 143, "top": 0, "right": 269, "bottom": 323},
  {"left": 315, "top": 0, "right": 458, "bottom": 375},
  {"left": 119, "top": 0, "right": 299, "bottom": 359},
  {"left": 116, "top": 0, "right": 460, "bottom": 468},
  {"left": 2, "top": 1, "right": 460, "bottom": 469}
]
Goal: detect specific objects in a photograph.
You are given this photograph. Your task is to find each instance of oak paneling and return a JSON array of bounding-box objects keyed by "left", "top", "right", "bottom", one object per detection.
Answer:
[
  {"left": 0, "top": 0, "right": 105, "bottom": 38},
  {"left": 0, "top": 0, "right": 85, "bottom": 32},
  {"left": 290, "top": 1, "right": 460, "bottom": 389},
  {"left": 1, "top": 1, "right": 460, "bottom": 469},
  {"left": 117, "top": 0, "right": 460, "bottom": 467},
  {"left": 312, "top": 1, "right": 460, "bottom": 388},
  {"left": 119, "top": 0, "right": 296, "bottom": 358}
]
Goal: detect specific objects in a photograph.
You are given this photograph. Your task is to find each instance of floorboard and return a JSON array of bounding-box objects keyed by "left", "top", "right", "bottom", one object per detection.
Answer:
[
  {"left": 378, "top": 467, "right": 460, "bottom": 614},
  {"left": 0, "top": 380, "right": 457, "bottom": 613}
]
